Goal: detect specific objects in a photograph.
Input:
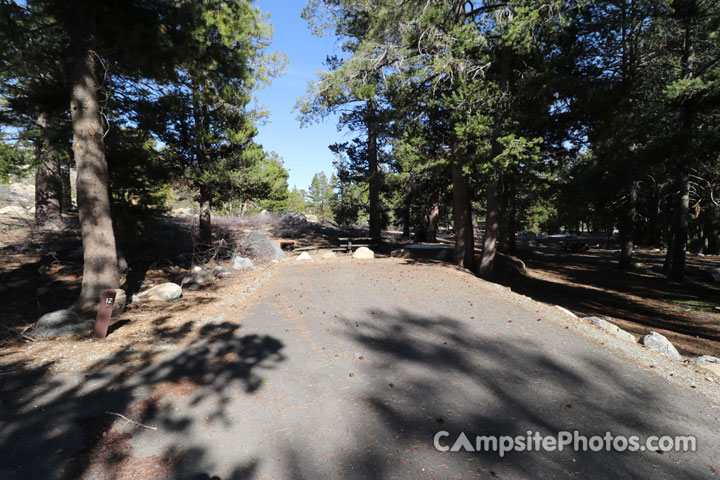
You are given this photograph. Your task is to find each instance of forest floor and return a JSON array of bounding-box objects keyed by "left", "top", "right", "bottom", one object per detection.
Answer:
[{"left": 505, "top": 246, "right": 720, "bottom": 358}]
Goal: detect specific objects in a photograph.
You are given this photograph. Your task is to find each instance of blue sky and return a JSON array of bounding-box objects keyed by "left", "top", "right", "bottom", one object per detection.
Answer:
[{"left": 253, "top": 0, "right": 348, "bottom": 191}]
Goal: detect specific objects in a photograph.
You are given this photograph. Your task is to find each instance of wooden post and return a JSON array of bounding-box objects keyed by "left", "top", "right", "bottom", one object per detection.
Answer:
[{"left": 93, "top": 289, "right": 116, "bottom": 339}]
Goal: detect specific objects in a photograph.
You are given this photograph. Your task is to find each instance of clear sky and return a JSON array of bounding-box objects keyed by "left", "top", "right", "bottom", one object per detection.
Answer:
[{"left": 253, "top": 0, "right": 347, "bottom": 191}]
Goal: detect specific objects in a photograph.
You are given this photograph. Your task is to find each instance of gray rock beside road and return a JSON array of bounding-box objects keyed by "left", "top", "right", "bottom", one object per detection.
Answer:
[
  {"left": 35, "top": 309, "right": 92, "bottom": 338},
  {"left": 114, "top": 289, "right": 127, "bottom": 312},
  {"left": 584, "top": 317, "right": 636, "bottom": 343},
  {"left": 239, "top": 232, "right": 286, "bottom": 260},
  {"left": 0, "top": 205, "right": 30, "bottom": 216},
  {"left": 133, "top": 282, "right": 182, "bottom": 302},
  {"left": 640, "top": 331, "right": 682, "bottom": 360},
  {"left": 689, "top": 355, "right": 720, "bottom": 376},
  {"left": 233, "top": 256, "right": 256, "bottom": 270}
]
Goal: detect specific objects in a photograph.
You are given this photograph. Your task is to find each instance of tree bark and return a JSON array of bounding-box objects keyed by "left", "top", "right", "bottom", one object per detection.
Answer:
[
  {"left": 199, "top": 185, "right": 212, "bottom": 244},
  {"left": 34, "top": 112, "right": 63, "bottom": 230},
  {"left": 61, "top": 163, "right": 72, "bottom": 211},
  {"left": 426, "top": 201, "right": 439, "bottom": 242},
  {"left": 478, "top": 177, "right": 499, "bottom": 278},
  {"left": 69, "top": 0, "right": 120, "bottom": 312},
  {"left": 451, "top": 163, "right": 475, "bottom": 270},
  {"left": 618, "top": 179, "right": 637, "bottom": 269},
  {"left": 402, "top": 206, "right": 410, "bottom": 238},
  {"left": 705, "top": 202, "right": 719, "bottom": 255},
  {"left": 367, "top": 102, "right": 381, "bottom": 240},
  {"left": 669, "top": 170, "right": 690, "bottom": 280},
  {"left": 667, "top": 8, "right": 695, "bottom": 281},
  {"left": 499, "top": 173, "right": 517, "bottom": 254}
]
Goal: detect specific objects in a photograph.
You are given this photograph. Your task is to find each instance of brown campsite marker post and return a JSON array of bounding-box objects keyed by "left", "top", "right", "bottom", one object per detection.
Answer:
[{"left": 93, "top": 289, "right": 116, "bottom": 339}]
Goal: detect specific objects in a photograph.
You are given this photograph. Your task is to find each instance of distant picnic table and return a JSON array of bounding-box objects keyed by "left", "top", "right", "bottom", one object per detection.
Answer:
[
  {"left": 337, "top": 236, "right": 377, "bottom": 252},
  {"left": 541, "top": 234, "right": 617, "bottom": 252}
]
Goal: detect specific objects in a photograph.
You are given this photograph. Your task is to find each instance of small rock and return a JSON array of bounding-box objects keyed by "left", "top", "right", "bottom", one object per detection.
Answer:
[
  {"left": 86, "top": 354, "right": 111, "bottom": 362},
  {"left": 213, "top": 265, "right": 230, "bottom": 275},
  {"left": 135, "top": 282, "right": 182, "bottom": 302},
  {"left": 297, "top": 252, "right": 312, "bottom": 261},
  {"left": 233, "top": 256, "right": 256, "bottom": 271},
  {"left": 188, "top": 284, "right": 201, "bottom": 291},
  {"left": 689, "top": 355, "right": 720, "bottom": 376},
  {"left": 495, "top": 252, "right": 526, "bottom": 276},
  {"left": 193, "top": 266, "right": 202, "bottom": 272},
  {"left": 0, "top": 205, "right": 29, "bottom": 216},
  {"left": 352, "top": 247, "right": 375, "bottom": 259},
  {"left": 705, "top": 268, "right": 720, "bottom": 282},
  {"left": 640, "top": 332, "right": 682, "bottom": 360},
  {"left": 322, "top": 251, "right": 336, "bottom": 259},
  {"left": 584, "top": 317, "right": 636, "bottom": 343},
  {"left": 35, "top": 309, "right": 93, "bottom": 338},
  {"left": 114, "top": 289, "right": 127, "bottom": 313},
  {"left": 391, "top": 249, "right": 410, "bottom": 258}
]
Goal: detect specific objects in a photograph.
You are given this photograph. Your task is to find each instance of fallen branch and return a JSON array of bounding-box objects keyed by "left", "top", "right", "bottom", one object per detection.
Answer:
[
  {"left": 0, "top": 323, "right": 36, "bottom": 342},
  {"left": 105, "top": 412, "right": 158, "bottom": 430}
]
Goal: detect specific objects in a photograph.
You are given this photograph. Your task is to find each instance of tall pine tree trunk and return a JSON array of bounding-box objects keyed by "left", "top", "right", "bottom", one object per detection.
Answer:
[
  {"left": 426, "top": 201, "right": 439, "bottom": 242},
  {"left": 668, "top": 8, "right": 695, "bottom": 281},
  {"left": 669, "top": 170, "right": 690, "bottom": 280},
  {"left": 199, "top": 185, "right": 212, "bottom": 244},
  {"left": 479, "top": 177, "right": 499, "bottom": 278},
  {"left": 499, "top": 172, "right": 517, "bottom": 254},
  {"left": 34, "top": 112, "right": 63, "bottom": 230},
  {"left": 61, "top": 163, "right": 72, "bottom": 211},
  {"left": 705, "top": 202, "right": 719, "bottom": 254},
  {"left": 192, "top": 80, "right": 213, "bottom": 244},
  {"left": 402, "top": 206, "right": 410, "bottom": 238},
  {"left": 367, "top": 102, "right": 381, "bottom": 240},
  {"left": 69, "top": 0, "right": 119, "bottom": 312},
  {"left": 452, "top": 162, "right": 475, "bottom": 270},
  {"left": 619, "top": 179, "right": 637, "bottom": 269}
]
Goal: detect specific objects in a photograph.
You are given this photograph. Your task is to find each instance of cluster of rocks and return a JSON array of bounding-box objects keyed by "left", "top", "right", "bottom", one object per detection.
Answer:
[
  {"left": 172, "top": 265, "right": 234, "bottom": 291},
  {"left": 577, "top": 314, "right": 719, "bottom": 377}
]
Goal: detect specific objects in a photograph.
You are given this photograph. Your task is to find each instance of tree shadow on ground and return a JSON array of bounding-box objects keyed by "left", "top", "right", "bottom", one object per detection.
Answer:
[
  {"left": 502, "top": 247, "right": 720, "bottom": 356},
  {"left": 276, "top": 309, "right": 714, "bottom": 479},
  {"left": 0, "top": 320, "right": 285, "bottom": 480}
]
